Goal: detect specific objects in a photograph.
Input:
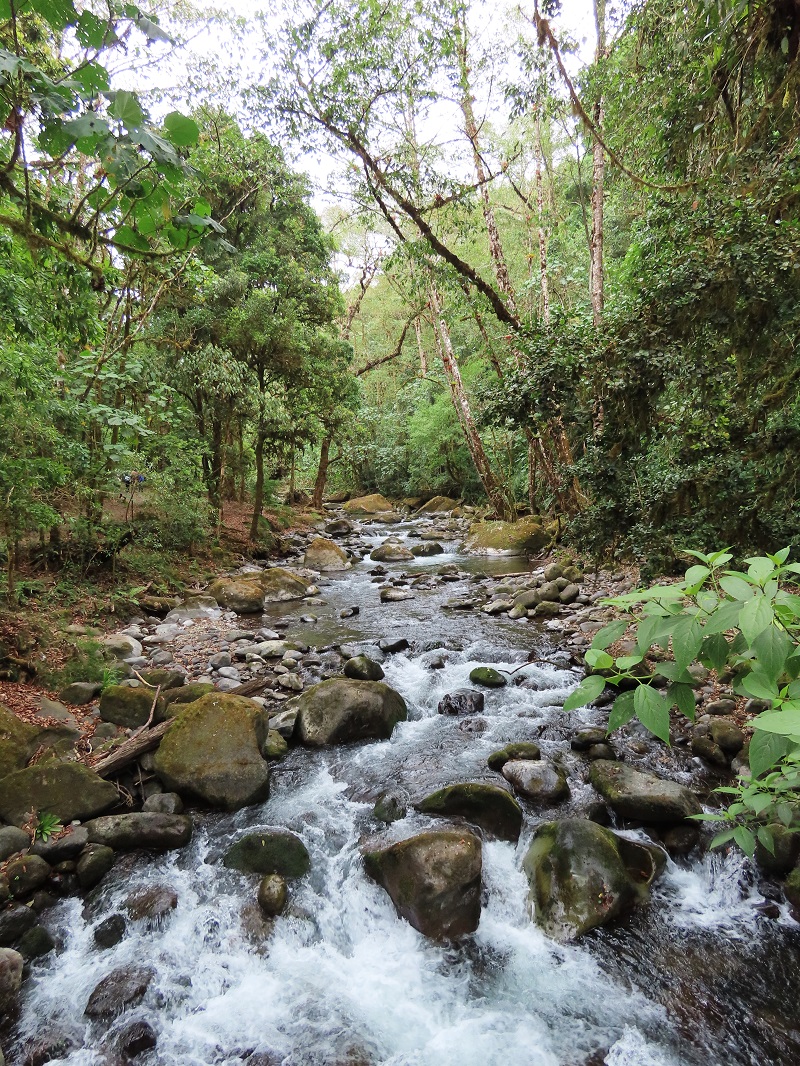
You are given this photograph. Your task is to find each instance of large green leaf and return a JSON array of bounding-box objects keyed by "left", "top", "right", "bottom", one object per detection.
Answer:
[
  {"left": 719, "top": 574, "right": 755, "bottom": 601},
  {"left": 670, "top": 615, "right": 703, "bottom": 673},
  {"left": 591, "top": 619, "right": 629, "bottom": 651},
  {"left": 608, "top": 690, "right": 635, "bottom": 732},
  {"left": 108, "top": 90, "right": 145, "bottom": 131},
  {"left": 669, "top": 682, "right": 697, "bottom": 721},
  {"left": 700, "top": 632, "right": 730, "bottom": 672},
  {"left": 749, "top": 731, "right": 791, "bottom": 778},
  {"left": 753, "top": 709, "right": 800, "bottom": 736},
  {"left": 752, "top": 625, "right": 792, "bottom": 681},
  {"left": 636, "top": 613, "right": 673, "bottom": 653},
  {"left": 563, "top": 674, "right": 606, "bottom": 712},
  {"left": 704, "top": 599, "right": 744, "bottom": 634},
  {"left": 741, "top": 668, "right": 779, "bottom": 702},
  {"left": 164, "top": 112, "right": 200, "bottom": 147},
  {"left": 30, "top": 0, "right": 77, "bottom": 31},
  {"left": 634, "top": 684, "right": 671, "bottom": 744},
  {"left": 739, "top": 594, "right": 775, "bottom": 647}
]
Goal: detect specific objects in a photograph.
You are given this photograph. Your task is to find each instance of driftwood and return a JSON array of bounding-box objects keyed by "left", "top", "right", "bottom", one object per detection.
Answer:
[
  {"left": 92, "top": 719, "right": 172, "bottom": 779},
  {"left": 229, "top": 678, "right": 271, "bottom": 697}
]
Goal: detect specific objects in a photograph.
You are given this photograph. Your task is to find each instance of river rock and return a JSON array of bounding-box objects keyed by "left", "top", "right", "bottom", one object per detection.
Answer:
[
  {"left": 31, "top": 825, "right": 88, "bottom": 863},
  {"left": 291, "top": 678, "right": 407, "bottom": 746},
  {"left": 206, "top": 568, "right": 311, "bottom": 614},
  {"left": 304, "top": 537, "right": 350, "bottom": 572},
  {"left": 257, "top": 874, "right": 288, "bottom": 916},
  {"left": 468, "top": 667, "right": 507, "bottom": 688},
  {"left": 462, "top": 517, "right": 548, "bottom": 556},
  {"left": 76, "top": 844, "right": 115, "bottom": 889},
  {"left": 411, "top": 542, "right": 444, "bottom": 556},
  {"left": 415, "top": 496, "right": 459, "bottom": 515},
  {"left": 523, "top": 819, "right": 660, "bottom": 941},
  {"left": 380, "top": 587, "right": 413, "bottom": 602},
  {"left": 371, "top": 542, "right": 414, "bottom": 562},
  {"left": 343, "top": 494, "right": 393, "bottom": 514},
  {"left": 343, "top": 655, "right": 385, "bottom": 682},
  {"left": 58, "top": 681, "right": 102, "bottom": 705},
  {"left": 0, "top": 703, "right": 40, "bottom": 780},
  {"left": 415, "top": 783, "right": 523, "bottom": 841},
  {"left": 363, "top": 830, "right": 482, "bottom": 939},
  {"left": 94, "top": 914, "right": 127, "bottom": 949},
  {"left": 223, "top": 831, "right": 310, "bottom": 877},
  {"left": 84, "top": 965, "right": 154, "bottom": 1018},
  {"left": 99, "top": 685, "right": 154, "bottom": 728},
  {"left": 18, "top": 925, "right": 54, "bottom": 959},
  {"left": 325, "top": 519, "right": 353, "bottom": 536},
  {"left": 487, "top": 742, "right": 541, "bottom": 771},
  {"left": 0, "top": 826, "right": 30, "bottom": 862},
  {"left": 0, "top": 947, "right": 24, "bottom": 1016},
  {"left": 154, "top": 693, "right": 270, "bottom": 810},
  {"left": 373, "top": 789, "right": 408, "bottom": 823},
  {"left": 125, "top": 884, "right": 178, "bottom": 922},
  {"left": 437, "top": 689, "right": 484, "bottom": 716},
  {"left": 84, "top": 814, "right": 192, "bottom": 851},
  {"left": 101, "top": 633, "right": 143, "bottom": 659},
  {"left": 156, "top": 683, "right": 217, "bottom": 723},
  {"left": 116, "top": 1019, "right": 158, "bottom": 1058},
  {"left": 754, "top": 824, "right": 800, "bottom": 875},
  {"left": 502, "top": 760, "right": 569, "bottom": 804},
  {"left": 142, "top": 792, "right": 184, "bottom": 815},
  {"left": 0, "top": 763, "right": 117, "bottom": 826},
  {"left": 138, "top": 669, "right": 185, "bottom": 690},
  {"left": 0, "top": 903, "right": 37, "bottom": 946},
  {"left": 589, "top": 760, "right": 702, "bottom": 824}
]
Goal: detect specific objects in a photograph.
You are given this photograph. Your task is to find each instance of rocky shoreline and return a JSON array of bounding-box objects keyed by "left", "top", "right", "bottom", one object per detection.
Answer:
[{"left": 0, "top": 495, "right": 796, "bottom": 1064}]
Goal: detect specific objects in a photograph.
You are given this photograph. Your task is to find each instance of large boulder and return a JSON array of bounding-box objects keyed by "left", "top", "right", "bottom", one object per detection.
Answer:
[
  {"left": 99, "top": 685, "right": 154, "bottom": 729},
  {"left": 462, "top": 516, "right": 549, "bottom": 556},
  {"left": 154, "top": 693, "right": 270, "bottom": 810},
  {"left": 84, "top": 814, "right": 192, "bottom": 850},
  {"left": 415, "top": 496, "right": 459, "bottom": 515},
  {"left": 437, "top": 689, "right": 484, "bottom": 716},
  {"left": 84, "top": 966, "right": 154, "bottom": 1018},
  {"left": 501, "top": 760, "right": 570, "bottom": 804},
  {"left": 156, "top": 683, "right": 216, "bottom": 722},
  {"left": 0, "top": 947, "right": 24, "bottom": 1018},
  {"left": 343, "top": 655, "right": 384, "bottom": 682},
  {"left": 206, "top": 568, "right": 311, "bottom": 614},
  {"left": 370, "top": 542, "right": 414, "bottom": 562},
  {"left": 303, "top": 537, "right": 350, "bottom": 572},
  {"left": 363, "top": 830, "right": 482, "bottom": 939},
  {"left": 589, "top": 760, "right": 702, "bottom": 824},
  {"left": 411, "top": 542, "right": 444, "bottom": 557},
  {"left": 291, "top": 678, "right": 407, "bottom": 747},
  {"left": 415, "top": 783, "right": 523, "bottom": 842},
  {"left": 223, "top": 830, "right": 310, "bottom": 877},
  {"left": 0, "top": 704, "right": 39, "bottom": 781},
  {"left": 101, "top": 633, "right": 143, "bottom": 659},
  {"left": 523, "top": 819, "right": 661, "bottom": 941},
  {"left": 343, "top": 494, "right": 393, "bottom": 514},
  {"left": 0, "top": 763, "right": 117, "bottom": 826}
]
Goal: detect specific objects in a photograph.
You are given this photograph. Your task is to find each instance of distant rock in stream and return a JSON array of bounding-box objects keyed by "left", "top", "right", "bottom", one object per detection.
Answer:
[{"left": 291, "top": 678, "right": 407, "bottom": 746}]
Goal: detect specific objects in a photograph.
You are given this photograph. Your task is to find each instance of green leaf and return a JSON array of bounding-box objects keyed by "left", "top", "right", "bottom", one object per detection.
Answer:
[
  {"left": 741, "top": 669, "right": 779, "bottom": 702},
  {"left": 636, "top": 613, "right": 672, "bottom": 653},
  {"left": 684, "top": 564, "right": 710, "bottom": 586},
  {"left": 732, "top": 825, "right": 756, "bottom": 857},
  {"left": 719, "top": 574, "right": 755, "bottom": 601},
  {"left": 608, "top": 690, "right": 636, "bottom": 732},
  {"left": 615, "top": 654, "right": 643, "bottom": 670},
  {"left": 61, "top": 114, "right": 110, "bottom": 143},
  {"left": 704, "top": 599, "right": 744, "bottom": 634},
  {"left": 108, "top": 90, "right": 145, "bottom": 131},
  {"left": 744, "top": 556, "right": 776, "bottom": 585},
  {"left": 752, "top": 625, "right": 792, "bottom": 681},
  {"left": 669, "top": 682, "right": 697, "bottom": 721},
  {"left": 113, "top": 224, "right": 149, "bottom": 252},
  {"left": 754, "top": 709, "right": 800, "bottom": 736},
  {"left": 591, "top": 620, "right": 629, "bottom": 651},
  {"left": 164, "top": 111, "right": 200, "bottom": 147},
  {"left": 563, "top": 674, "right": 606, "bottom": 712},
  {"left": 654, "top": 662, "right": 695, "bottom": 683},
  {"left": 585, "top": 648, "right": 614, "bottom": 670},
  {"left": 757, "top": 826, "right": 776, "bottom": 855},
  {"left": 749, "top": 731, "right": 791, "bottom": 778},
  {"left": 709, "top": 829, "right": 736, "bottom": 849},
  {"left": 634, "top": 685, "right": 671, "bottom": 744},
  {"left": 700, "top": 632, "right": 730, "bottom": 673},
  {"left": 670, "top": 615, "right": 703, "bottom": 673},
  {"left": 30, "top": 0, "right": 77, "bottom": 31},
  {"left": 739, "top": 595, "right": 775, "bottom": 647},
  {"left": 771, "top": 547, "right": 791, "bottom": 565}
]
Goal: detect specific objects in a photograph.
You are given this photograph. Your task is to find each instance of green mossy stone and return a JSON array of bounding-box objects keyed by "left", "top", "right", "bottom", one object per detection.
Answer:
[
  {"left": 257, "top": 873, "right": 288, "bottom": 916},
  {"left": 18, "top": 925, "right": 55, "bottom": 959},
  {"left": 0, "top": 704, "right": 39, "bottom": 781},
  {"left": 156, "top": 683, "right": 216, "bottom": 722},
  {"left": 343, "top": 656, "right": 385, "bottom": 682},
  {"left": 262, "top": 731, "right": 289, "bottom": 760},
  {"left": 0, "top": 763, "right": 117, "bottom": 826},
  {"left": 223, "top": 831, "right": 310, "bottom": 878},
  {"left": 469, "top": 667, "right": 507, "bottom": 688},
  {"left": 785, "top": 865, "right": 800, "bottom": 910},
  {"left": 589, "top": 760, "right": 702, "bottom": 824},
  {"left": 291, "top": 678, "right": 407, "bottom": 747},
  {"left": 415, "top": 782, "right": 523, "bottom": 842},
  {"left": 99, "top": 686, "right": 154, "bottom": 729},
  {"left": 487, "top": 743, "right": 541, "bottom": 771},
  {"left": 463, "top": 517, "right": 548, "bottom": 556}
]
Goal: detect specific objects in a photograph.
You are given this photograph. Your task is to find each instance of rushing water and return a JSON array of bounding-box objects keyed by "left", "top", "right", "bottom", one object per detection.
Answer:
[{"left": 11, "top": 519, "right": 800, "bottom": 1065}]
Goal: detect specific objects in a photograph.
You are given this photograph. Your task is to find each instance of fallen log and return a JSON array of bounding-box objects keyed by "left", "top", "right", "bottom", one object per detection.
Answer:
[{"left": 91, "top": 719, "right": 172, "bottom": 779}]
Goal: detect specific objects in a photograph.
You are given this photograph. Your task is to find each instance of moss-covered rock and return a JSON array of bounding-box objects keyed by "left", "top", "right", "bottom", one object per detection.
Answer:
[
  {"left": 257, "top": 874, "right": 287, "bottom": 916},
  {"left": 206, "top": 568, "right": 311, "bottom": 614},
  {"left": 136, "top": 669, "right": 185, "bottom": 690},
  {"left": 487, "top": 743, "right": 541, "bottom": 771},
  {"left": 343, "top": 655, "right": 385, "bottom": 682},
  {"left": 468, "top": 667, "right": 507, "bottom": 688},
  {"left": 363, "top": 830, "right": 482, "bottom": 939},
  {"left": 462, "top": 516, "right": 549, "bottom": 556},
  {"left": 370, "top": 542, "right": 414, "bottom": 562},
  {"left": 99, "top": 685, "right": 154, "bottom": 729},
  {"left": 523, "top": 819, "right": 661, "bottom": 941},
  {"left": 5, "top": 855, "right": 51, "bottom": 898},
  {"left": 155, "top": 683, "right": 215, "bottom": 722},
  {"left": 415, "top": 782, "right": 523, "bottom": 841},
  {"left": 502, "top": 760, "right": 570, "bottom": 804},
  {"left": 84, "top": 814, "right": 192, "bottom": 851},
  {"left": 785, "top": 865, "right": 800, "bottom": 910},
  {"left": 343, "top": 493, "right": 394, "bottom": 514},
  {"left": 303, "top": 537, "right": 350, "bottom": 572},
  {"left": 589, "top": 760, "right": 701, "bottom": 824},
  {"left": 415, "top": 496, "right": 459, "bottom": 515},
  {"left": 154, "top": 693, "right": 270, "bottom": 810},
  {"left": 755, "top": 824, "right": 800, "bottom": 876},
  {"left": 262, "top": 730, "right": 289, "bottom": 760},
  {"left": 291, "top": 678, "right": 407, "bottom": 747},
  {"left": 0, "top": 703, "right": 39, "bottom": 781},
  {"left": 0, "top": 763, "right": 117, "bottom": 826},
  {"left": 223, "top": 830, "right": 310, "bottom": 878},
  {"left": 411, "top": 542, "right": 444, "bottom": 557}
]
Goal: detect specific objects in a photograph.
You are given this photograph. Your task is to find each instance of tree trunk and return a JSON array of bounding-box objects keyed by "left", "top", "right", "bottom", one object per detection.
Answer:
[
  {"left": 535, "top": 112, "right": 550, "bottom": 326},
  {"left": 590, "top": 0, "right": 606, "bottom": 326},
  {"left": 250, "top": 431, "right": 265, "bottom": 541},
  {"left": 413, "top": 316, "right": 428, "bottom": 375},
  {"left": 312, "top": 437, "right": 331, "bottom": 509},
  {"left": 429, "top": 283, "right": 513, "bottom": 520}
]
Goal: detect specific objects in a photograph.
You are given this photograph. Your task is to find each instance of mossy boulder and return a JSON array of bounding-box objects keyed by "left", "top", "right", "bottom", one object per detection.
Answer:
[
  {"left": 99, "top": 685, "right": 154, "bottom": 729},
  {"left": 155, "top": 683, "right": 215, "bottom": 723},
  {"left": 469, "top": 667, "right": 507, "bottom": 688},
  {"left": 502, "top": 760, "right": 570, "bottom": 804},
  {"left": 0, "top": 704, "right": 40, "bottom": 781},
  {"left": 363, "top": 830, "right": 482, "bottom": 939},
  {"left": 223, "top": 830, "right": 310, "bottom": 878},
  {"left": 370, "top": 542, "right": 414, "bottom": 562},
  {"left": 343, "top": 493, "right": 393, "bottom": 514},
  {"left": 303, "top": 537, "right": 350, "bottom": 572},
  {"left": 487, "top": 743, "right": 541, "bottom": 771},
  {"left": 206, "top": 568, "right": 311, "bottom": 614},
  {"left": 523, "top": 818, "right": 661, "bottom": 941},
  {"left": 415, "top": 496, "right": 459, "bottom": 515},
  {"left": 84, "top": 814, "right": 192, "bottom": 851},
  {"left": 415, "top": 782, "right": 523, "bottom": 842},
  {"left": 755, "top": 824, "right": 800, "bottom": 876},
  {"left": 136, "top": 669, "right": 185, "bottom": 690},
  {"left": 154, "top": 693, "right": 270, "bottom": 810},
  {"left": 343, "top": 655, "right": 385, "bottom": 682},
  {"left": 785, "top": 866, "right": 800, "bottom": 910},
  {"left": 462, "top": 516, "right": 549, "bottom": 556},
  {"left": 0, "top": 763, "right": 117, "bottom": 826},
  {"left": 411, "top": 542, "right": 444, "bottom": 557},
  {"left": 589, "top": 760, "right": 701, "bottom": 824},
  {"left": 291, "top": 678, "right": 407, "bottom": 747}
]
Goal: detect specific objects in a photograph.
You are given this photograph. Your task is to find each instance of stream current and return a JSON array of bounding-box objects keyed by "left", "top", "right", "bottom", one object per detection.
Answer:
[{"left": 12, "top": 519, "right": 800, "bottom": 1066}]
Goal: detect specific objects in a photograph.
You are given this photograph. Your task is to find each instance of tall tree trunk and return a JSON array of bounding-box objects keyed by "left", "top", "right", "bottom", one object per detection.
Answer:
[
  {"left": 535, "top": 112, "right": 551, "bottom": 326},
  {"left": 312, "top": 437, "right": 330, "bottom": 509},
  {"left": 429, "top": 283, "right": 513, "bottom": 520},
  {"left": 250, "top": 431, "right": 265, "bottom": 541},
  {"left": 413, "top": 317, "right": 428, "bottom": 375},
  {"left": 590, "top": 0, "right": 606, "bottom": 326}
]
